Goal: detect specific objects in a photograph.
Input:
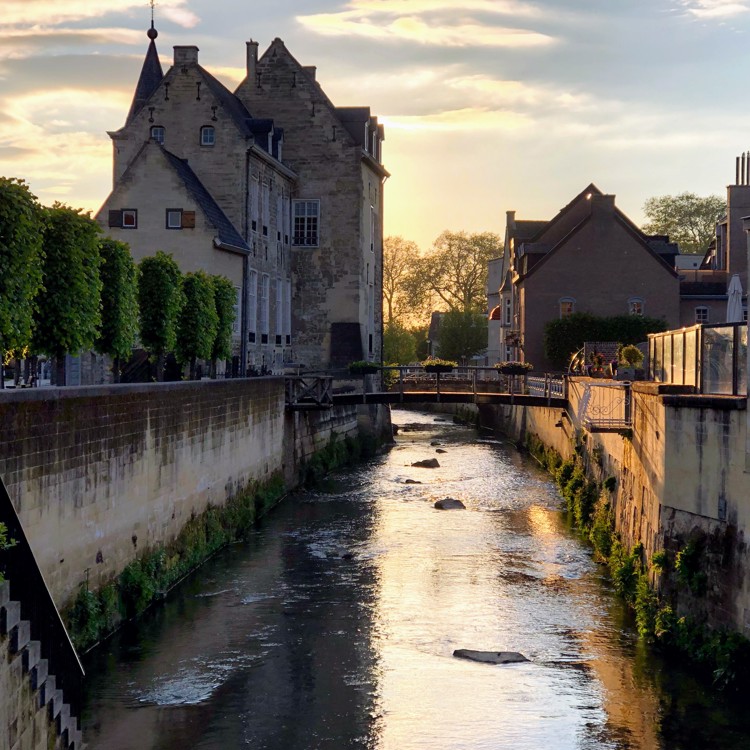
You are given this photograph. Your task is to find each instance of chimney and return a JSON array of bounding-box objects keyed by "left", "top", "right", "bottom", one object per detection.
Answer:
[
  {"left": 303, "top": 65, "right": 317, "bottom": 81},
  {"left": 174, "top": 46, "right": 199, "bottom": 67},
  {"left": 246, "top": 40, "right": 259, "bottom": 81}
]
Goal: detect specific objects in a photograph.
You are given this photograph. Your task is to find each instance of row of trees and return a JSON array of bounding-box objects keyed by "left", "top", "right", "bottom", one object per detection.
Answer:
[
  {"left": 0, "top": 177, "right": 235, "bottom": 384},
  {"left": 382, "top": 230, "right": 503, "bottom": 364}
]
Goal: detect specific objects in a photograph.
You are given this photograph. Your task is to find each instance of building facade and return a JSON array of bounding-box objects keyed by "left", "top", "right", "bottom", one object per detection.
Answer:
[{"left": 97, "top": 27, "right": 387, "bottom": 372}]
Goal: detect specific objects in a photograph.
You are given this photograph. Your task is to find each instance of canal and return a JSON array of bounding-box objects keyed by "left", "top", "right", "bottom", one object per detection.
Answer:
[{"left": 82, "top": 409, "right": 750, "bottom": 749}]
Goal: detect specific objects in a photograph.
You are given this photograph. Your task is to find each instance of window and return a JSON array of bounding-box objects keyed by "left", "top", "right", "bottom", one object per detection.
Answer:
[
  {"left": 200, "top": 126, "right": 215, "bottom": 146},
  {"left": 695, "top": 306, "right": 709, "bottom": 323},
  {"left": 122, "top": 209, "right": 137, "bottom": 229},
  {"left": 559, "top": 297, "right": 575, "bottom": 318},
  {"left": 504, "top": 298, "right": 511, "bottom": 326},
  {"left": 292, "top": 199, "right": 319, "bottom": 246},
  {"left": 628, "top": 297, "right": 644, "bottom": 316},
  {"left": 150, "top": 126, "right": 165, "bottom": 144},
  {"left": 166, "top": 209, "right": 183, "bottom": 229},
  {"left": 260, "top": 274, "right": 270, "bottom": 343},
  {"left": 232, "top": 287, "right": 241, "bottom": 336},
  {"left": 275, "top": 279, "right": 283, "bottom": 345},
  {"left": 285, "top": 279, "right": 292, "bottom": 345},
  {"left": 247, "top": 270, "right": 257, "bottom": 342}
]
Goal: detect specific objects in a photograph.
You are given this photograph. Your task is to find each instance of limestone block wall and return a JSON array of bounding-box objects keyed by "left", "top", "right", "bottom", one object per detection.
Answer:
[{"left": 0, "top": 379, "right": 291, "bottom": 609}]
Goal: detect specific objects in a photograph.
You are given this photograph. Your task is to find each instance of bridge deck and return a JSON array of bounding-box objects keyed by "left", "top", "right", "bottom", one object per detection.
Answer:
[{"left": 331, "top": 391, "right": 567, "bottom": 408}]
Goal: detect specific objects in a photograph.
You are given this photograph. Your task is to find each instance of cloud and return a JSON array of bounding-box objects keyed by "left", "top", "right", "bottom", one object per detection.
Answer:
[
  {"left": 0, "top": 28, "right": 145, "bottom": 61},
  {"left": 297, "top": 0, "right": 555, "bottom": 48},
  {"left": 0, "top": 1, "right": 199, "bottom": 28},
  {"left": 678, "top": 0, "right": 750, "bottom": 17},
  {"left": 383, "top": 107, "right": 529, "bottom": 132}
]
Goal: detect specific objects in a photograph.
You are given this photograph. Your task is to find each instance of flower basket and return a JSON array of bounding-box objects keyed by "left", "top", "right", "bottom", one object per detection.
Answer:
[
  {"left": 348, "top": 361, "right": 380, "bottom": 375},
  {"left": 496, "top": 362, "right": 532, "bottom": 376},
  {"left": 424, "top": 364, "right": 454, "bottom": 374},
  {"left": 421, "top": 358, "right": 457, "bottom": 374}
]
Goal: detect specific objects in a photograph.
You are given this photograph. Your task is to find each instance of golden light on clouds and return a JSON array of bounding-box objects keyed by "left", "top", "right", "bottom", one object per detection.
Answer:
[
  {"left": 382, "top": 107, "right": 529, "bottom": 132},
  {"left": 680, "top": 0, "right": 750, "bottom": 17}
]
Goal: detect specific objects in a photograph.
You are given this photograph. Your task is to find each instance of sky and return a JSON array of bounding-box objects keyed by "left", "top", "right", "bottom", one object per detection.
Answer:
[{"left": 2, "top": 0, "right": 750, "bottom": 250}]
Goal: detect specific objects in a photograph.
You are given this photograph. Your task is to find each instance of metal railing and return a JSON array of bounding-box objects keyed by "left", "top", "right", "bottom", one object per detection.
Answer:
[
  {"left": 649, "top": 323, "right": 747, "bottom": 396},
  {"left": 568, "top": 378, "right": 632, "bottom": 432}
]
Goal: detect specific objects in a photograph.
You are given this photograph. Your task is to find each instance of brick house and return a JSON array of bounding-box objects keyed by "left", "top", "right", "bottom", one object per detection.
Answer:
[
  {"left": 97, "top": 26, "right": 387, "bottom": 372},
  {"left": 493, "top": 184, "right": 681, "bottom": 371}
]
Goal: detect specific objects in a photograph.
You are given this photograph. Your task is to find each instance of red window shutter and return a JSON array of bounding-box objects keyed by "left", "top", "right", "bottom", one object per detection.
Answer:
[
  {"left": 182, "top": 211, "right": 196, "bottom": 228},
  {"left": 108, "top": 210, "right": 122, "bottom": 228}
]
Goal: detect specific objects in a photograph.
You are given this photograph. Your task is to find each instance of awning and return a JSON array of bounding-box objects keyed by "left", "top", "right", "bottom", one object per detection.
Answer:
[{"left": 488, "top": 305, "right": 502, "bottom": 321}]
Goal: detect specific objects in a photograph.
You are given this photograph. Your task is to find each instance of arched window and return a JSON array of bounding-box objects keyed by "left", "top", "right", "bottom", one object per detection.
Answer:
[
  {"left": 559, "top": 297, "right": 575, "bottom": 318},
  {"left": 695, "top": 306, "right": 709, "bottom": 323},
  {"left": 200, "top": 126, "right": 215, "bottom": 146},
  {"left": 150, "top": 126, "right": 165, "bottom": 144},
  {"left": 628, "top": 297, "right": 644, "bottom": 316}
]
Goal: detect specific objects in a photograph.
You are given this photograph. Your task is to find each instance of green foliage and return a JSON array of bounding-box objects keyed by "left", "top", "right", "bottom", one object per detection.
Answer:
[
  {"left": 603, "top": 476, "right": 617, "bottom": 493},
  {"left": 589, "top": 497, "right": 613, "bottom": 560},
  {"left": 383, "top": 236, "right": 421, "bottom": 325},
  {"left": 96, "top": 238, "right": 138, "bottom": 361},
  {"left": 421, "top": 357, "right": 457, "bottom": 368},
  {"left": 635, "top": 573, "right": 659, "bottom": 640},
  {"left": 543, "top": 312, "right": 667, "bottom": 370},
  {"left": 211, "top": 275, "right": 236, "bottom": 363},
  {"left": 436, "top": 309, "right": 488, "bottom": 363},
  {"left": 348, "top": 360, "right": 380, "bottom": 374},
  {"left": 383, "top": 322, "right": 417, "bottom": 364},
  {"left": 138, "top": 252, "right": 184, "bottom": 359},
  {"left": 651, "top": 549, "right": 668, "bottom": 572},
  {"left": 0, "top": 177, "right": 44, "bottom": 354},
  {"left": 33, "top": 204, "right": 102, "bottom": 359},
  {"left": 302, "top": 432, "right": 379, "bottom": 486},
  {"left": 675, "top": 537, "right": 708, "bottom": 596},
  {"left": 0, "top": 521, "right": 16, "bottom": 583},
  {"left": 525, "top": 433, "right": 563, "bottom": 474},
  {"left": 619, "top": 344, "right": 644, "bottom": 367},
  {"left": 175, "top": 270, "right": 219, "bottom": 376},
  {"left": 609, "top": 539, "right": 642, "bottom": 602},
  {"left": 495, "top": 361, "right": 533, "bottom": 372},
  {"left": 642, "top": 192, "right": 725, "bottom": 255}
]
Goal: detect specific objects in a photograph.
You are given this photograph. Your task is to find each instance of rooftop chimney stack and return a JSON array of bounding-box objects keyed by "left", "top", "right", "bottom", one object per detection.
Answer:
[{"left": 246, "top": 40, "right": 259, "bottom": 82}]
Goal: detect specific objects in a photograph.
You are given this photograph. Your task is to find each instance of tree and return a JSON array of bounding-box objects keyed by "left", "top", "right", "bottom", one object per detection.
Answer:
[
  {"left": 383, "top": 322, "right": 417, "bottom": 364},
  {"left": 406, "top": 231, "right": 502, "bottom": 315},
  {"left": 96, "top": 238, "right": 138, "bottom": 382},
  {"left": 32, "top": 204, "right": 102, "bottom": 384},
  {"left": 0, "top": 178, "right": 44, "bottom": 381},
  {"left": 211, "top": 275, "right": 237, "bottom": 376},
  {"left": 383, "top": 236, "right": 420, "bottom": 326},
  {"left": 138, "top": 252, "right": 183, "bottom": 380},
  {"left": 437, "top": 310, "right": 488, "bottom": 363},
  {"left": 642, "top": 193, "right": 725, "bottom": 255},
  {"left": 176, "top": 271, "right": 219, "bottom": 379}
]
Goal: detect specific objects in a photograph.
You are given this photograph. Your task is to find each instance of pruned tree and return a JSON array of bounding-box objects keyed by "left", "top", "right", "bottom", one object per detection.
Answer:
[
  {"left": 436, "top": 309, "right": 488, "bottom": 364},
  {"left": 176, "top": 270, "right": 219, "bottom": 379},
  {"left": 138, "top": 252, "right": 183, "bottom": 381},
  {"left": 642, "top": 193, "right": 725, "bottom": 255},
  {"left": 96, "top": 238, "right": 138, "bottom": 382},
  {"left": 383, "top": 322, "right": 417, "bottom": 364},
  {"left": 383, "top": 236, "right": 420, "bottom": 326},
  {"left": 32, "top": 204, "right": 102, "bottom": 384},
  {"left": 406, "top": 231, "right": 503, "bottom": 315},
  {"left": 211, "top": 275, "right": 237, "bottom": 377},
  {"left": 0, "top": 178, "right": 44, "bottom": 386}
]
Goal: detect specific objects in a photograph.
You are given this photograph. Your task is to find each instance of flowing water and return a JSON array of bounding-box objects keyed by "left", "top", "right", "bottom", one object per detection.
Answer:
[{"left": 81, "top": 410, "right": 750, "bottom": 749}]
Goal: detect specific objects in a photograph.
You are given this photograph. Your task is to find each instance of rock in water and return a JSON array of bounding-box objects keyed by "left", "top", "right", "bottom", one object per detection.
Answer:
[
  {"left": 436, "top": 448, "right": 447, "bottom": 454},
  {"left": 434, "top": 497, "right": 465, "bottom": 510},
  {"left": 404, "top": 479, "right": 423, "bottom": 484},
  {"left": 453, "top": 649, "right": 529, "bottom": 665},
  {"left": 412, "top": 458, "right": 440, "bottom": 468}
]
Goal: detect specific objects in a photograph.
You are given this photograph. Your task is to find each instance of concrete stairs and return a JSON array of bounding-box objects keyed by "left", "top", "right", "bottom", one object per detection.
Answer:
[{"left": 0, "top": 581, "right": 83, "bottom": 750}]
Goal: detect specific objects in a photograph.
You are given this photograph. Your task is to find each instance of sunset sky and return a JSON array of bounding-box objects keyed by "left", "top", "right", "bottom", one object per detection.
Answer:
[{"left": 2, "top": 0, "right": 750, "bottom": 250}]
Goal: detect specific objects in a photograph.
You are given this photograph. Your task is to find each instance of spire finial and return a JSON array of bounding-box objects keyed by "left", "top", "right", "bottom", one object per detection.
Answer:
[{"left": 147, "top": 0, "right": 158, "bottom": 39}]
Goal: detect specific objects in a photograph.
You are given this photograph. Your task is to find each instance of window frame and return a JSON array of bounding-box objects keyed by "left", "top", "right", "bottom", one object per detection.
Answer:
[
  {"left": 559, "top": 297, "right": 575, "bottom": 318},
  {"left": 121, "top": 209, "right": 138, "bottom": 229},
  {"left": 292, "top": 199, "right": 320, "bottom": 247},
  {"left": 165, "top": 209, "right": 183, "bottom": 230},
  {"left": 695, "top": 306, "right": 709, "bottom": 324},
  {"left": 628, "top": 297, "right": 644, "bottom": 316},
  {"left": 200, "top": 125, "right": 215, "bottom": 147},
  {"left": 150, "top": 125, "right": 165, "bottom": 144}
]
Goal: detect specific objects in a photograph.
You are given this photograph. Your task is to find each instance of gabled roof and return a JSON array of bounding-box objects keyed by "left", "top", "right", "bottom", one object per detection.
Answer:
[
  {"left": 126, "top": 36, "right": 164, "bottom": 125},
  {"left": 161, "top": 148, "right": 249, "bottom": 252},
  {"left": 526, "top": 183, "right": 603, "bottom": 245},
  {"left": 197, "top": 66, "right": 256, "bottom": 139},
  {"left": 513, "top": 220, "right": 547, "bottom": 241}
]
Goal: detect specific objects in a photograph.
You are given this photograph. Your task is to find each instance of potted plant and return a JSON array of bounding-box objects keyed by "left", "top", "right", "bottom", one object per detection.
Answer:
[
  {"left": 495, "top": 361, "right": 533, "bottom": 376},
  {"left": 616, "top": 344, "right": 644, "bottom": 380},
  {"left": 588, "top": 351, "right": 606, "bottom": 377},
  {"left": 422, "top": 358, "right": 457, "bottom": 374},
  {"left": 348, "top": 360, "right": 380, "bottom": 375}
]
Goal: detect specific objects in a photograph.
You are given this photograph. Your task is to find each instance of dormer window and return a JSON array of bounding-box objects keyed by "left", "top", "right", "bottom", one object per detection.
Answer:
[
  {"left": 150, "top": 126, "right": 165, "bottom": 144},
  {"left": 200, "top": 126, "right": 215, "bottom": 146}
]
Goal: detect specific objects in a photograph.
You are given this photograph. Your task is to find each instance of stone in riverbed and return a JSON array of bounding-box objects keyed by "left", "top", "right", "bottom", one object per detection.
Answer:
[
  {"left": 404, "top": 479, "right": 423, "bottom": 484},
  {"left": 453, "top": 649, "right": 529, "bottom": 665},
  {"left": 434, "top": 497, "right": 465, "bottom": 510},
  {"left": 412, "top": 458, "right": 440, "bottom": 468},
  {"left": 435, "top": 448, "right": 447, "bottom": 454}
]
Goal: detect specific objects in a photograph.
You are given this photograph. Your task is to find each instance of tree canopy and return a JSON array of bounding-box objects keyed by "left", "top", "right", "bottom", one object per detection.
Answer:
[
  {"left": 383, "top": 322, "right": 417, "bottom": 364},
  {"left": 211, "top": 275, "right": 237, "bottom": 364},
  {"left": 176, "top": 270, "right": 219, "bottom": 379},
  {"left": 642, "top": 193, "right": 725, "bottom": 255},
  {"left": 437, "top": 310, "right": 488, "bottom": 363},
  {"left": 33, "top": 204, "right": 102, "bottom": 361},
  {"left": 383, "top": 236, "right": 420, "bottom": 326},
  {"left": 138, "top": 252, "right": 184, "bottom": 363},
  {"left": 0, "top": 178, "right": 44, "bottom": 355}
]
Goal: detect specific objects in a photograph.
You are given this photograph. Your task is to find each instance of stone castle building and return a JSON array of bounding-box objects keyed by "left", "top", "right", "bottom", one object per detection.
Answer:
[{"left": 97, "top": 24, "right": 387, "bottom": 372}]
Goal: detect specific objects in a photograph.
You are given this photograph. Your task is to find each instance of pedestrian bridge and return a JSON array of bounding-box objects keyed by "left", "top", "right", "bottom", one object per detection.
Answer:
[{"left": 284, "top": 367, "right": 567, "bottom": 411}]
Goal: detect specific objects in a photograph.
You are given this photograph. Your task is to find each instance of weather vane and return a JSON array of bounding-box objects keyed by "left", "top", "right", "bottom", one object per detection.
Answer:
[
  {"left": 148, "top": 0, "right": 158, "bottom": 39},
  {"left": 149, "top": 0, "right": 156, "bottom": 25}
]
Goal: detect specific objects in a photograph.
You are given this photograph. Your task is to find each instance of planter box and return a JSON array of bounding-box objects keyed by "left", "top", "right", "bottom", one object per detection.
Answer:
[
  {"left": 424, "top": 365, "right": 454, "bottom": 374},
  {"left": 349, "top": 366, "right": 379, "bottom": 376},
  {"left": 497, "top": 365, "right": 530, "bottom": 376}
]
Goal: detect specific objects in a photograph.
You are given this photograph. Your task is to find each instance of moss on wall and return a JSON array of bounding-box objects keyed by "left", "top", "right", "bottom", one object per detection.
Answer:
[{"left": 526, "top": 430, "right": 750, "bottom": 691}]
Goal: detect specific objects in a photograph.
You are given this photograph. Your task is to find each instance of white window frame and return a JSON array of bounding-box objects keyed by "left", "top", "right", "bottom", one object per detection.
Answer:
[
  {"left": 247, "top": 270, "right": 258, "bottom": 341},
  {"left": 122, "top": 209, "right": 137, "bottom": 229},
  {"left": 285, "top": 279, "right": 292, "bottom": 344},
  {"left": 166, "top": 209, "right": 182, "bottom": 229},
  {"left": 200, "top": 126, "right": 215, "bottom": 146},
  {"left": 232, "top": 287, "right": 241, "bottom": 336},
  {"left": 260, "top": 273, "right": 270, "bottom": 338},
  {"left": 150, "top": 125, "right": 165, "bottom": 144},
  {"left": 275, "top": 278, "right": 283, "bottom": 344},
  {"left": 695, "top": 306, "right": 709, "bottom": 324},
  {"left": 628, "top": 297, "right": 644, "bottom": 316},
  {"left": 504, "top": 298, "right": 511, "bottom": 326},
  {"left": 559, "top": 297, "right": 575, "bottom": 318},
  {"left": 292, "top": 199, "right": 320, "bottom": 247}
]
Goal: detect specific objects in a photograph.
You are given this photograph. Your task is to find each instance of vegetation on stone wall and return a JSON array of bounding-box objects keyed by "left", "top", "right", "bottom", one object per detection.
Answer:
[
  {"left": 66, "top": 474, "right": 285, "bottom": 652},
  {"left": 301, "top": 431, "right": 379, "bottom": 486},
  {"left": 525, "top": 431, "right": 750, "bottom": 690}
]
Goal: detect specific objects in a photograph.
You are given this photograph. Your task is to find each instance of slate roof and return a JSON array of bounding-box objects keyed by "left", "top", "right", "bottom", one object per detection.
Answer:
[
  {"left": 513, "top": 220, "right": 547, "bottom": 241},
  {"left": 198, "top": 67, "right": 256, "bottom": 139},
  {"left": 161, "top": 148, "right": 249, "bottom": 252},
  {"left": 335, "top": 107, "right": 371, "bottom": 146},
  {"left": 126, "top": 38, "right": 164, "bottom": 125},
  {"left": 680, "top": 282, "right": 727, "bottom": 297}
]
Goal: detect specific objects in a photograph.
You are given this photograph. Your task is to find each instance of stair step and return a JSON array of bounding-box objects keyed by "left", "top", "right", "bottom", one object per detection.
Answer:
[
  {"left": 49, "top": 688, "right": 63, "bottom": 719},
  {"left": 31, "top": 658, "right": 48, "bottom": 690},
  {"left": 0, "top": 600, "right": 20, "bottom": 635},
  {"left": 0, "top": 580, "right": 9, "bottom": 606},
  {"left": 40, "top": 674, "right": 55, "bottom": 707},
  {"left": 23, "top": 640, "right": 41, "bottom": 672},
  {"left": 10, "top": 620, "right": 30, "bottom": 654}
]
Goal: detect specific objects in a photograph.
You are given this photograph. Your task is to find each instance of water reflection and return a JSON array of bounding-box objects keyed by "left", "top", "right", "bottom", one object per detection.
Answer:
[{"left": 82, "top": 409, "right": 750, "bottom": 749}]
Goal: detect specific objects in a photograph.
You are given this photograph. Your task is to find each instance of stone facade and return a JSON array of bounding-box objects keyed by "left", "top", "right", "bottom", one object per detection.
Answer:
[{"left": 96, "top": 30, "right": 387, "bottom": 373}]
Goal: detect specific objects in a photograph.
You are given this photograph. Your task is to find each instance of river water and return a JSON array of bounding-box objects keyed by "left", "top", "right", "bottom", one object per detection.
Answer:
[{"left": 82, "top": 410, "right": 750, "bottom": 749}]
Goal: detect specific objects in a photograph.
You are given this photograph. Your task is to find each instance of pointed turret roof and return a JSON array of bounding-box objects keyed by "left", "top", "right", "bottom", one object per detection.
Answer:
[{"left": 126, "top": 24, "right": 164, "bottom": 125}]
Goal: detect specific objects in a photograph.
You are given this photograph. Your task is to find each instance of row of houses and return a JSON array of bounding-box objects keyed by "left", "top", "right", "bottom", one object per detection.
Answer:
[
  {"left": 488, "top": 170, "right": 749, "bottom": 372},
  {"left": 96, "top": 23, "right": 387, "bottom": 376}
]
